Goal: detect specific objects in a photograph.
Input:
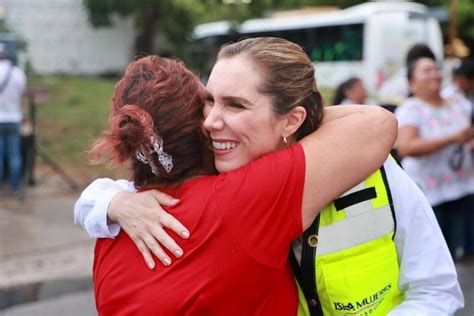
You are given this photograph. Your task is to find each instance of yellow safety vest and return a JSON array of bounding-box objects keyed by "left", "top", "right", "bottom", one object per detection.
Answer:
[{"left": 291, "top": 166, "right": 403, "bottom": 316}]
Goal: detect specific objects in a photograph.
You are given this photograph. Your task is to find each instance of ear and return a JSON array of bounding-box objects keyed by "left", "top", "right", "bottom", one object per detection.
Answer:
[
  {"left": 408, "top": 81, "right": 417, "bottom": 95},
  {"left": 281, "top": 106, "right": 307, "bottom": 140}
]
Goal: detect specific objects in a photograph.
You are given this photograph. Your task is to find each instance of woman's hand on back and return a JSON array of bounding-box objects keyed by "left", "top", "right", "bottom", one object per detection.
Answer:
[{"left": 108, "top": 190, "right": 189, "bottom": 269}]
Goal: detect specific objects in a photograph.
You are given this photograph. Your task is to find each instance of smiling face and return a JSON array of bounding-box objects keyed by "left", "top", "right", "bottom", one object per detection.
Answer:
[{"left": 204, "top": 55, "right": 288, "bottom": 173}]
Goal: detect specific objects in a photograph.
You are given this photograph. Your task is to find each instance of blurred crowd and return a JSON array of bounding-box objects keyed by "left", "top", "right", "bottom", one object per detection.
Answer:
[{"left": 333, "top": 43, "right": 474, "bottom": 262}]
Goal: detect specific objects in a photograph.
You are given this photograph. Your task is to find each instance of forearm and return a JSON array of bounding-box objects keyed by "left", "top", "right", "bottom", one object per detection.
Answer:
[
  {"left": 397, "top": 135, "right": 453, "bottom": 157},
  {"left": 323, "top": 105, "right": 396, "bottom": 153},
  {"left": 321, "top": 105, "right": 396, "bottom": 166},
  {"left": 73, "top": 178, "right": 136, "bottom": 238}
]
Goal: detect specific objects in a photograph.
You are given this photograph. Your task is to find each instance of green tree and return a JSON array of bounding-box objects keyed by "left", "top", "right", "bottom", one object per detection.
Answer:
[
  {"left": 452, "top": 0, "right": 474, "bottom": 55},
  {"left": 83, "top": 0, "right": 199, "bottom": 55},
  {"left": 83, "top": 0, "right": 473, "bottom": 58}
]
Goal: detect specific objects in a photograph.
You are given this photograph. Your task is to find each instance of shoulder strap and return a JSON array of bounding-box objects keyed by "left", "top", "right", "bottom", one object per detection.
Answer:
[
  {"left": 0, "top": 65, "right": 13, "bottom": 94},
  {"left": 379, "top": 165, "right": 396, "bottom": 238},
  {"left": 289, "top": 215, "right": 323, "bottom": 316},
  {"left": 290, "top": 166, "right": 396, "bottom": 316}
]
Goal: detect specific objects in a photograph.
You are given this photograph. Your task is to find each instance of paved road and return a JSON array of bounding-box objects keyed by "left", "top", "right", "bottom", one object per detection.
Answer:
[
  {"left": 0, "top": 181, "right": 94, "bottom": 313},
  {"left": 0, "top": 291, "right": 96, "bottom": 316}
]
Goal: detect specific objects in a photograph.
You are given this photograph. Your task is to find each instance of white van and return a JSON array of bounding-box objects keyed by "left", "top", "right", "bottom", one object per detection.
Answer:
[{"left": 193, "top": 2, "right": 443, "bottom": 98}]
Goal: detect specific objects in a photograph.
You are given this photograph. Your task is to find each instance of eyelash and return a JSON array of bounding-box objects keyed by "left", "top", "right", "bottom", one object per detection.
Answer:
[
  {"left": 229, "top": 101, "right": 246, "bottom": 109},
  {"left": 205, "top": 100, "right": 214, "bottom": 107}
]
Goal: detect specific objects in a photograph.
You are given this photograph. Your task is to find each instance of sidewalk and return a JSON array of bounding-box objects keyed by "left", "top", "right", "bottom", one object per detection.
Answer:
[{"left": 0, "top": 180, "right": 95, "bottom": 312}]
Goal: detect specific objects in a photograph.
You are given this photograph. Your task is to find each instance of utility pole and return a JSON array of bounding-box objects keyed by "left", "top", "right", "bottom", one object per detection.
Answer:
[{"left": 448, "top": 0, "right": 457, "bottom": 48}]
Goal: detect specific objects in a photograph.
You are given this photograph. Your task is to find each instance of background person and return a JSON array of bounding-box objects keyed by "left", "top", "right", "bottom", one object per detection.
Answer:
[
  {"left": 332, "top": 77, "right": 367, "bottom": 105},
  {"left": 378, "top": 43, "right": 437, "bottom": 106},
  {"left": 395, "top": 55, "right": 474, "bottom": 260},
  {"left": 0, "top": 44, "right": 27, "bottom": 197},
  {"left": 442, "top": 58, "right": 474, "bottom": 120},
  {"left": 76, "top": 38, "right": 463, "bottom": 315},
  {"left": 89, "top": 42, "right": 395, "bottom": 315}
]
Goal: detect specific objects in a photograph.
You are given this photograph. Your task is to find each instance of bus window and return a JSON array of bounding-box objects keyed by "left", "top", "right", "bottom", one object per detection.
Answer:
[
  {"left": 308, "top": 24, "right": 363, "bottom": 62},
  {"left": 243, "top": 24, "right": 363, "bottom": 62},
  {"left": 242, "top": 29, "right": 308, "bottom": 51}
]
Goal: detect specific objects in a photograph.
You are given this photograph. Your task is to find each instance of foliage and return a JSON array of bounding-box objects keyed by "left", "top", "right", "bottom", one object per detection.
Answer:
[
  {"left": 83, "top": 0, "right": 473, "bottom": 59},
  {"left": 30, "top": 75, "right": 128, "bottom": 183},
  {"left": 453, "top": 0, "right": 474, "bottom": 53},
  {"left": 83, "top": 0, "right": 198, "bottom": 55}
]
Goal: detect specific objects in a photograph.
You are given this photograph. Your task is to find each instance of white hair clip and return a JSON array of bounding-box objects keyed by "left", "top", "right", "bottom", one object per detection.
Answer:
[
  {"left": 135, "top": 135, "right": 173, "bottom": 174},
  {"left": 152, "top": 136, "right": 173, "bottom": 173}
]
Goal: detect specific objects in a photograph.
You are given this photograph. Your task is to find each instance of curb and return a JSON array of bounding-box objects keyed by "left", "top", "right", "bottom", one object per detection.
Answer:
[{"left": 0, "top": 277, "right": 93, "bottom": 310}]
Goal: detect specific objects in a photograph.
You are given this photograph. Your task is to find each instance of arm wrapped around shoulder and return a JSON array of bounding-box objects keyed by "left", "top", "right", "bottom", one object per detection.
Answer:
[{"left": 299, "top": 105, "right": 397, "bottom": 230}]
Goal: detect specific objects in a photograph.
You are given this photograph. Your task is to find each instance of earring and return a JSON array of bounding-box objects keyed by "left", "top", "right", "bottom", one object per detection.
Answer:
[{"left": 283, "top": 136, "right": 288, "bottom": 144}]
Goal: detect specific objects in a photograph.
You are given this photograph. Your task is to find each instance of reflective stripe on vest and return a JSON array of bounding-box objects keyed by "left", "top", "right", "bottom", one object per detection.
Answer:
[
  {"left": 292, "top": 166, "right": 403, "bottom": 316},
  {"left": 317, "top": 168, "right": 394, "bottom": 256}
]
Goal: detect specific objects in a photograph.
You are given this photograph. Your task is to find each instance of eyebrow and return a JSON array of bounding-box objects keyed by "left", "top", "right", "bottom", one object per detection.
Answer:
[
  {"left": 204, "top": 91, "right": 214, "bottom": 103},
  {"left": 222, "top": 95, "right": 252, "bottom": 105}
]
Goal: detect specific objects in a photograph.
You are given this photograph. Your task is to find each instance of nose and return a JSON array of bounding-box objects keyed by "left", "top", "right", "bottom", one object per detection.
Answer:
[{"left": 203, "top": 104, "right": 224, "bottom": 131}]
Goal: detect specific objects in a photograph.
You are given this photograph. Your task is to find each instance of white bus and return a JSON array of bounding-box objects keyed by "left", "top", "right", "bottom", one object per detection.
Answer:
[{"left": 193, "top": 2, "right": 443, "bottom": 98}]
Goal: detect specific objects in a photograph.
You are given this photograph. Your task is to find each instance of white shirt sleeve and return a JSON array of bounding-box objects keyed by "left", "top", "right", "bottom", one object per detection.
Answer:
[
  {"left": 384, "top": 159, "right": 464, "bottom": 316},
  {"left": 73, "top": 178, "right": 136, "bottom": 238},
  {"left": 395, "top": 100, "right": 421, "bottom": 129}
]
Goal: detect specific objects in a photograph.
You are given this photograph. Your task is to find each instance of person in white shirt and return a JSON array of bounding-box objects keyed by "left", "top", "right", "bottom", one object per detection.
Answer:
[
  {"left": 378, "top": 43, "right": 437, "bottom": 106},
  {"left": 441, "top": 58, "right": 474, "bottom": 122},
  {"left": 0, "top": 45, "right": 27, "bottom": 195},
  {"left": 75, "top": 38, "right": 464, "bottom": 315},
  {"left": 396, "top": 55, "right": 474, "bottom": 260},
  {"left": 75, "top": 51, "right": 464, "bottom": 314},
  {"left": 75, "top": 155, "right": 464, "bottom": 315}
]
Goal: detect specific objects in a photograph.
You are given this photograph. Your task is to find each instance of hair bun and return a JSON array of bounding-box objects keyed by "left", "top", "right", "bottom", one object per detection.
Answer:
[
  {"left": 111, "top": 104, "right": 154, "bottom": 155},
  {"left": 118, "top": 104, "right": 153, "bottom": 127}
]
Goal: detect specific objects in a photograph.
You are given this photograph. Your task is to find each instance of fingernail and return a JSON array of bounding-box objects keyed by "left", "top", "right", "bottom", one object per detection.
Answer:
[
  {"left": 174, "top": 249, "right": 183, "bottom": 258},
  {"left": 163, "top": 258, "right": 171, "bottom": 266},
  {"left": 170, "top": 198, "right": 180, "bottom": 205},
  {"left": 148, "top": 261, "right": 155, "bottom": 270},
  {"left": 181, "top": 231, "right": 189, "bottom": 239}
]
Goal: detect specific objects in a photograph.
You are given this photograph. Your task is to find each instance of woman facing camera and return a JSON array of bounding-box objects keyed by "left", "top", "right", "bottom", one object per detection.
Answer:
[
  {"left": 89, "top": 45, "right": 395, "bottom": 314},
  {"left": 396, "top": 56, "right": 474, "bottom": 260}
]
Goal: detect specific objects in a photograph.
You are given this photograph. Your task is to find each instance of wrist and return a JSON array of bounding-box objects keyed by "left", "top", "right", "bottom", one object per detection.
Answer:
[
  {"left": 446, "top": 134, "right": 455, "bottom": 145},
  {"left": 107, "top": 191, "right": 127, "bottom": 223}
]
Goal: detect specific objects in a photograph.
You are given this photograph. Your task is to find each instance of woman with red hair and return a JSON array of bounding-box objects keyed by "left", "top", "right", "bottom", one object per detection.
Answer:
[{"left": 90, "top": 51, "right": 394, "bottom": 315}]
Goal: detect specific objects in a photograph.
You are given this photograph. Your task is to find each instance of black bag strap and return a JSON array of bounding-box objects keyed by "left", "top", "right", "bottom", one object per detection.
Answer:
[
  {"left": 289, "top": 215, "right": 324, "bottom": 316},
  {"left": 289, "top": 166, "right": 395, "bottom": 316},
  {"left": 0, "top": 65, "right": 13, "bottom": 94}
]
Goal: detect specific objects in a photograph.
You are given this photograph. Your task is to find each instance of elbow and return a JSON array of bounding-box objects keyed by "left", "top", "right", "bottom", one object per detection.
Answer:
[
  {"left": 396, "top": 141, "right": 425, "bottom": 158},
  {"left": 396, "top": 146, "right": 424, "bottom": 158},
  {"left": 360, "top": 106, "right": 398, "bottom": 167},
  {"left": 373, "top": 106, "right": 398, "bottom": 152},
  {"left": 396, "top": 145, "right": 410, "bottom": 158},
  {"left": 394, "top": 135, "right": 414, "bottom": 158}
]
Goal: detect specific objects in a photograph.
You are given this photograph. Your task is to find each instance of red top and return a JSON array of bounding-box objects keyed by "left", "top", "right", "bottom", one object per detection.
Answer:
[{"left": 93, "top": 144, "right": 306, "bottom": 315}]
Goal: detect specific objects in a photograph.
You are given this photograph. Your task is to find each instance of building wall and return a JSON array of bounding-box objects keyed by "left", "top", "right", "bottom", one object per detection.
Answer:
[{"left": 0, "top": 0, "right": 135, "bottom": 74}]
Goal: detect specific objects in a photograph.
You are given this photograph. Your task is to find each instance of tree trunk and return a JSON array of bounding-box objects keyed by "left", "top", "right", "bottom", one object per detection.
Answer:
[{"left": 135, "top": 5, "right": 160, "bottom": 55}]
